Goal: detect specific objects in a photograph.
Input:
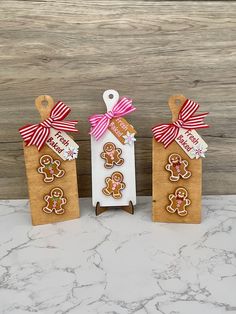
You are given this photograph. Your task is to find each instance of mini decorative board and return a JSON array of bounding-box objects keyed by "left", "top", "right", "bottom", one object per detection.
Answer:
[
  {"left": 89, "top": 90, "right": 137, "bottom": 216},
  {"left": 19, "top": 95, "right": 80, "bottom": 225},
  {"left": 152, "top": 95, "right": 209, "bottom": 224}
]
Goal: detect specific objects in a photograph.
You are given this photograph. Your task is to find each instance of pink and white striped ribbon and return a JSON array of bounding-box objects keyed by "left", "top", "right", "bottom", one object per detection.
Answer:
[
  {"left": 152, "top": 99, "right": 209, "bottom": 148},
  {"left": 19, "top": 101, "right": 78, "bottom": 150},
  {"left": 89, "top": 97, "right": 136, "bottom": 140}
]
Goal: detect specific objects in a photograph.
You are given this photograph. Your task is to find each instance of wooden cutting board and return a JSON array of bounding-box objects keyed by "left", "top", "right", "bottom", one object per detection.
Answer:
[
  {"left": 152, "top": 95, "right": 201, "bottom": 224},
  {"left": 23, "top": 95, "right": 80, "bottom": 225}
]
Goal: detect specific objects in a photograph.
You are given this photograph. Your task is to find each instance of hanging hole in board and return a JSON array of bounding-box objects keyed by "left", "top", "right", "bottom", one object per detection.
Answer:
[
  {"left": 109, "top": 94, "right": 114, "bottom": 99},
  {"left": 175, "top": 99, "right": 182, "bottom": 106},
  {"left": 41, "top": 100, "right": 48, "bottom": 108}
]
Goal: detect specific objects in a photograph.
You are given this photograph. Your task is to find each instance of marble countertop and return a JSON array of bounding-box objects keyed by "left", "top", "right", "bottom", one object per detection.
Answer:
[{"left": 0, "top": 196, "right": 235, "bottom": 314}]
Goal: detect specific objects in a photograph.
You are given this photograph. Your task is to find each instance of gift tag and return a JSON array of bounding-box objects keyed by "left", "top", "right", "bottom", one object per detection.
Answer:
[
  {"left": 108, "top": 117, "right": 136, "bottom": 145},
  {"left": 46, "top": 128, "right": 79, "bottom": 161},
  {"left": 175, "top": 128, "right": 208, "bottom": 159}
]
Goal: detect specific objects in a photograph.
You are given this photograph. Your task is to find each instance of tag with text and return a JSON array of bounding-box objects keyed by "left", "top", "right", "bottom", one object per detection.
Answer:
[
  {"left": 175, "top": 128, "right": 208, "bottom": 159},
  {"left": 108, "top": 117, "right": 137, "bottom": 145},
  {"left": 46, "top": 128, "right": 79, "bottom": 161}
]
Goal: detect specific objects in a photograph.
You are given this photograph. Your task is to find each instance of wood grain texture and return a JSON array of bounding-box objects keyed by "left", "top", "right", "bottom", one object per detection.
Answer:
[
  {"left": 0, "top": 0, "right": 236, "bottom": 198},
  {"left": 152, "top": 95, "right": 202, "bottom": 223},
  {"left": 23, "top": 96, "right": 80, "bottom": 225},
  {"left": 24, "top": 144, "right": 80, "bottom": 225}
]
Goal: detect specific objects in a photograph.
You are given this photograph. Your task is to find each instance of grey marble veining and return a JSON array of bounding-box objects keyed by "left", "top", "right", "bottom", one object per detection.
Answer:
[{"left": 0, "top": 196, "right": 236, "bottom": 314}]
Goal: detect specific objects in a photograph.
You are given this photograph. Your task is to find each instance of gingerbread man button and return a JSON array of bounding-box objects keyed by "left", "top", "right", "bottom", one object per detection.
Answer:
[
  {"left": 100, "top": 142, "right": 124, "bottom": 169},
  {"left": 165, "top": 153, "right": 191, "bottom": 182},
  {"left": 166, "top": 187, "right": 191, "bottom": 216},
  {"left": 43, "top": 187, "right": 67, "bottom": 215},
  {"left": 38, "top": 155, "right": 65, "bottom": 183},
  {"left": 102, "top": 171, "right": 126, "bottom": 199}
]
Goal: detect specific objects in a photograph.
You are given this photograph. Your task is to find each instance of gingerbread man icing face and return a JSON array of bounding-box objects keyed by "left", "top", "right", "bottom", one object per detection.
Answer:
[
  {"left": 38, "top": 154, "right": 65, "bottom": 183},
  {"left": 113, "top": 172, "right": 123, "bottom": 183},
  {"left": 166, "top": 187, "right": 191, "bottom": 217},
  {"left": 43, "top": 187, "right": 67, "bottom": 215},
  {"left": 52, "top": 188, "right": 63, "bottom": 198},
  {"left": 169, "top": 154, "right": 181, "bottom": 165},
  {"left": 176, "top": 187, "right": 187, "bottom": 199},
  {"left": 102, "top": 171, "right": 126, "bottom": 199},
  {"left": 105, "top": 142, "right": 114, "bottom": 152},
  {"left": 100, "top": 142, "right": 124, "bottom": 168},
  {"left": 41, "top": 155, "right": 52, "bottom": 166},
  {"left": 165, "top": 153, "right": 191, "bottom": 182}
]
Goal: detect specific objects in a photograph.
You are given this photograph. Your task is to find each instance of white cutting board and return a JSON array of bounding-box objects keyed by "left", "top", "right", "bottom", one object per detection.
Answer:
[{"left": 91, "top": 90, "right": 136, "bottom": 207}]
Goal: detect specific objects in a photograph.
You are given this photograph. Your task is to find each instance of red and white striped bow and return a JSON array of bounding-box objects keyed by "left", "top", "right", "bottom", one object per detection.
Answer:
[
  {"left": 89, "top": 97, "right": 136, "bottom": 140},
  {"left": 152, "top": 99, "right": 209, "bottom": 148},
  {"left": 19, "top": 101, "right": 78, "bottom": 150}
]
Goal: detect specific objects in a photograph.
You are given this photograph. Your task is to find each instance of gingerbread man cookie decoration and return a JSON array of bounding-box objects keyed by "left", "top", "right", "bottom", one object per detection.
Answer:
[
  {"left": 38, "top": 155, "right": 65, "bottom": 183},
  {"left": 165, "top": 153, "right": 191, "bottom": 182},
  {"left": 43, "top": 187, "right": 67, "bottom": 215},
  {"left": 102, "top": 171, "right": 126, "bottom": 199},
  {"left": 100, "top": 142, "right": 124, "bottom": 169},
  {"left": 166, "top": 187, "right": 191, "bottom": 216}
]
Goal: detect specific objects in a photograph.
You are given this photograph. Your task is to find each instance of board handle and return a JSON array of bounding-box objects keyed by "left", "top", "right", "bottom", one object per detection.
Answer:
[
  {"left": 168, "top": 95, "right": 186, "bottom": 122},
  {"left": 103, "top": 89, "right": 119, "bottom": 111},
  {"left": 35, "top": 95, "right": 55, "bottom": 121}
]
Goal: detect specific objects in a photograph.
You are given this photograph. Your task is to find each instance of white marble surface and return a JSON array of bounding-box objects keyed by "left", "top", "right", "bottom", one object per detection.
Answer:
[{"left": 0, "top": 196, "right": 236, "bottom": 314}]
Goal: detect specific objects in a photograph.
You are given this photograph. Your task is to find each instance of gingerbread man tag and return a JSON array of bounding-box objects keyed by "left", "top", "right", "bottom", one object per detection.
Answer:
[
  {"left": 102, "top": 171, "right": 126, "bottom": 199},
  {"left": 43, "top": 187, "right": 67, "bottom": 215},
  {"left": 166, "top": 187, "right": 191, "bottom": 216},
  {"left": 38, "top": 155, "right": 65, "bottom": 183},
  {"left": 100, "top": 142, "right": 124, "bottom": 168},
  {"left": 165, "top": 153, "right": 191, "bottom": 182}
]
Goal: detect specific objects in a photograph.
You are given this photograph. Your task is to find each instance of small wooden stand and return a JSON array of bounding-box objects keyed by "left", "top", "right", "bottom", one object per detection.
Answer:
[{"left": 95, "top": 201, "right": 134, "bottom": 216}]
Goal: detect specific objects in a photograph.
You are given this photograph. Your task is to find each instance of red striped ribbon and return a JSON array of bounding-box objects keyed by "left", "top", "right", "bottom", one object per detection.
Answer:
[
  {"left": 19, "top": 101, "right": 78, "bottom": 150},
  {"left": 152, "top": 99, "right": 209, "bottom": 148},
  {"left": 89, "top": 97, "right": 136, "bottom": 140}
]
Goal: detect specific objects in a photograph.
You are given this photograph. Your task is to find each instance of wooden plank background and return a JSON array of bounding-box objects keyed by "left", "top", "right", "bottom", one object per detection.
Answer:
[{"left": 0, "top": 0, "right": 236, "bottom": 199}]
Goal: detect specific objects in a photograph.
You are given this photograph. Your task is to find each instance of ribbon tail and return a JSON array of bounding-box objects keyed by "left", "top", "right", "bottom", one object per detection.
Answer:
[{"left": 37, "top": 128, "right": 50, "bottom": 151}]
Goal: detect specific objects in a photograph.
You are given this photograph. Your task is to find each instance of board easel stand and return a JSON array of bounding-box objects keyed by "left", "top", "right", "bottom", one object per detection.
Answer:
[{"left": 95, "top": 201, "right": 134, "bottom": 216}]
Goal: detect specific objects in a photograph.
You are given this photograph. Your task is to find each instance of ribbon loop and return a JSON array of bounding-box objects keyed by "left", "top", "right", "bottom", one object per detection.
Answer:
[
  {"left": 152, "top": 99, "right": 208, "bottom": 148},
  {"left": 89, "top": 97, "right": 136, "bottom": 140},
  {"left": 19, "top": 101, "right": 78, "bottom": 151}
]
